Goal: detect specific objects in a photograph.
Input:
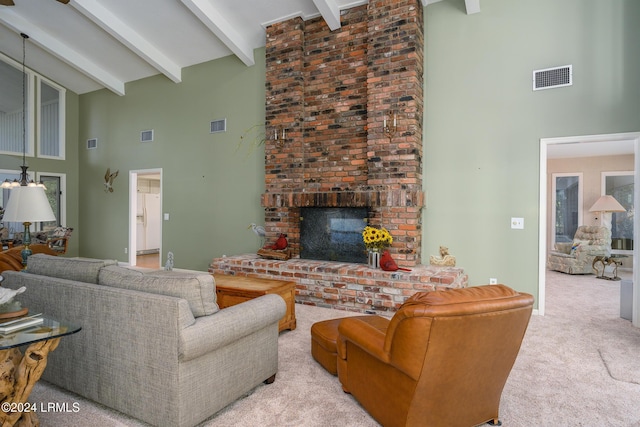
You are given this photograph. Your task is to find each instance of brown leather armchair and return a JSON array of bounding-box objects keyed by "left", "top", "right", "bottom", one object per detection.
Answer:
[
  {"left": 0, "top": 244, "right": 58, "bottom": 272},
  {"left": 336, "top": 285, "right": 534, "bottom": 427}
]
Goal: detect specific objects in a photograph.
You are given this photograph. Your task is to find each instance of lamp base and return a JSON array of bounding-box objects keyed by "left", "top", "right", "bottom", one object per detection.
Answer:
[{"left": 20, "top": 221, "right": 32, "bottom": 268}]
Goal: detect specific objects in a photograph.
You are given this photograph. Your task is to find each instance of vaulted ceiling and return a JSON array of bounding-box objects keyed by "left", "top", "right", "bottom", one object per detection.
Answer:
[{"left": 0, "top": 0, "right": 480, "bottom": 97}]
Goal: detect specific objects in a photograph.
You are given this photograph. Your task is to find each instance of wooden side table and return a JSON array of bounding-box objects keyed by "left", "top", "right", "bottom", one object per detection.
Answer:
[
  {"left": 213, "top": 275, "right": 297, "bottom": 332},
  {"left": 0, "top": 317, "right": 81, "bottom": 427}
]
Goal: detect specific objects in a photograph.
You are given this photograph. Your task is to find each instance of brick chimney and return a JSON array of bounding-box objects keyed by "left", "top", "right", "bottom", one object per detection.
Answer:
[{"left": 263, "top": 0, "right": 424, "bottom": 267}]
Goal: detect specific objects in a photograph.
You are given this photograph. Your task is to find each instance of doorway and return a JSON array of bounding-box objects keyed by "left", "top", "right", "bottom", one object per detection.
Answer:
[
  {"left": 129, "top": 169, "right": 162, "bottom": 268},
  {"left": 539, "top": 132, "right": 640, "bottom": 327}
]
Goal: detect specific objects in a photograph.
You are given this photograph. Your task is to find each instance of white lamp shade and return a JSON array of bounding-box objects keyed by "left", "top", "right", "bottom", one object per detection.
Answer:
[
  {"left": 588, "top": 195, "right": 626, "bottom": 213},
  {"left": 3, "top": 186, "right": 56, "bottom": 223}
]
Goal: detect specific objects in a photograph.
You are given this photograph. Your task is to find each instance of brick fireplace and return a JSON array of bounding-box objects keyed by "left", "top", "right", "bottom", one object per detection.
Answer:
[
  {"left": 210, "top": 0, "right": 468, "bottom": 313},
  {"left": 262, "top": 0, "right": 425, "bottom": 267}
]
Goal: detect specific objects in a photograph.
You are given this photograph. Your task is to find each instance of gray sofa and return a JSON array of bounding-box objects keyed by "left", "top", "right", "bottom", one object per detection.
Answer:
[{"left": 1, "top": 254, "right": 286, "bottom": 427}]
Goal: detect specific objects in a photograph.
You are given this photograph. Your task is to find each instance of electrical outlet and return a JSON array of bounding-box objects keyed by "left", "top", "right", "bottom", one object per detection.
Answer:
[
  {"left": 511, "top": 217, "right": 524, "bottom": 229},
  {"left": 489, "top": 278, "right": 498, "bottom": 284},
  {"left": 124, "top": 248, "right": 128, "bottom": 254}
]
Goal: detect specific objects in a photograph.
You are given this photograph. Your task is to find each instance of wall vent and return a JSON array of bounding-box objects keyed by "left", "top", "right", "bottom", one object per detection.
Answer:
[
  {"left": 210, "top": 119, "right": 227, "bottom": 134},
  {"left": 533, "top": 65, "right": 572, "bottom": 91},
  {"left": 86, "top": 138, "right": 97, "bottom": 149},
  {"left": 140, "top": 129, "right": 154, "bottom": 142}
]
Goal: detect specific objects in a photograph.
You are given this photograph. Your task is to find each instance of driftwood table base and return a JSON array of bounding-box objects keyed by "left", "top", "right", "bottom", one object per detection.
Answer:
[{"left": 0, "top": 337, "right": 61, "bottom": 427}]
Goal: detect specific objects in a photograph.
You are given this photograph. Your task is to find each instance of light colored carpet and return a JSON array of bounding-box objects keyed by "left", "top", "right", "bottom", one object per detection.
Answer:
[{"left": 29, "top": 271, "right": 640, "bottom": 426}]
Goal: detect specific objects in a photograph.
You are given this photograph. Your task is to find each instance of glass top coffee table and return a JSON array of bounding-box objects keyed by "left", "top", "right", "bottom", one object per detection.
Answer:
[{"left": 0, "top": 316, "right": 81, "bottom": 427}]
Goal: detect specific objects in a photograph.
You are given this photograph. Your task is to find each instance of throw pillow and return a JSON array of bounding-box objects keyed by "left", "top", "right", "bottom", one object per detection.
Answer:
[{"left": 571, "top": 239, "right": 591, "bottom": 254}]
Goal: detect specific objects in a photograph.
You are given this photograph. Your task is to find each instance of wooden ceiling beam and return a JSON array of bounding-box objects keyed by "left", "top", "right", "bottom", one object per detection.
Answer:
[
  {"left": 0, "top": 9, "right": 125, "bottom": 95},
  {"left": 72, "top": 0, "right": 182, "bottom": 84},
  {"left": 312, "top": 0, "right": 341, "bottom": 31},
  {"left": 180, "top": 0, "right": 255, "bottom": 67}
]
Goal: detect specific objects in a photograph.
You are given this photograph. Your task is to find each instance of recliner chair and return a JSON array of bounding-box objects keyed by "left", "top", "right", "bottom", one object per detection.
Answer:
[
  {"left": 547, "top": 225, "right": 611, "bottom": 274},
  {"left": 335, "top": 285, "right": 534, "bottom": 427}
]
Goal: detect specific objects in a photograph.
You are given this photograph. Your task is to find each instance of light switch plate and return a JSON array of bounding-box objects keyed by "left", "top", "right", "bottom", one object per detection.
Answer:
[{"left": 511, "top": 217, "right": 524, "bottom": 229}]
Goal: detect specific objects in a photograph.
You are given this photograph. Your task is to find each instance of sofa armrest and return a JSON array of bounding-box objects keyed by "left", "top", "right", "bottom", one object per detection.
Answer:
[
  {"left": 337, "top": 317, "right": 389, "bottom": 363},
  {"left": 179, "top": 293, "right": 286, "bottom": 361}
]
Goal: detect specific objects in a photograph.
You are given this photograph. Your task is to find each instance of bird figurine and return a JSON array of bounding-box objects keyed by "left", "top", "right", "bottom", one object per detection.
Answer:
[
  {"left": 0, "top": 286, "right": 26, "bottom": 306},
  {"left": 264, "top": 233, "right": 288, "bottom": 250},
  {"left": 248, "top": 223, "right": 266, "bottom": 247},
  {"left": 165, "top": 251, "right": 174, "bottom": 271},
  {"left": 380, "top": 250, "right": 411, "bottom": 272},
  {"left": 104, "top": 168, "right": 119, "bottom": 193}
]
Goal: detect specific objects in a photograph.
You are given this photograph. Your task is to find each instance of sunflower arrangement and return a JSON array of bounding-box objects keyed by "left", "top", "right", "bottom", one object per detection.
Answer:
[{"left": 362, "top": 226, "right": 393, "bottom": 250}]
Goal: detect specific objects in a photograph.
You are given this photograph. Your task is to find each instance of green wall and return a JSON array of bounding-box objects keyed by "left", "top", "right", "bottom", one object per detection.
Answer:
[
  {"left": 75, "top": 0, "right": 640, "bottom": 299},
  {"left": 78, "top": 52, "right": 266, "bottom": 270},
  {"left": 422, "top": 0, "right": 640, "bottom": 302}
]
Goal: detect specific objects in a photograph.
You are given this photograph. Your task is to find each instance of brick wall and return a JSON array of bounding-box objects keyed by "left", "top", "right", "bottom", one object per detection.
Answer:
[
  {"left": 263, "top": 0, "right": 424, "bottom": 267},
  {"left": 210, "top": 254, "right": 467, "bottom": 313}
]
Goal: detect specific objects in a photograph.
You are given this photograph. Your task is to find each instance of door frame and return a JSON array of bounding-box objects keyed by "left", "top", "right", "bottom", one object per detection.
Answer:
[
  {"left": 539, "top": 132, "right": 640, "bottom": 327},
  {"left": 128, "top": 168, "right": 162, "bottom": 266}
]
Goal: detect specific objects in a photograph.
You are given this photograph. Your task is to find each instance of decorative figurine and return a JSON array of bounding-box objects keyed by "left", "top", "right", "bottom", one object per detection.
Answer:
[
  {"left": 380, "top": 250, "right": 411, "bottom": 272},
  {"left": 264, "top": 233, "right": 288, "bottom": 250},
  {"left": 165, "top": 252, "right": 174, "bottom": 271},
  {"left": 430, "top": 246, "right": 456, "bottom": 267},
  {"left": 104, "top": 168, "right": 119, "bottom": 193},
  {"left": 248, "top": 223, "right": 266, "bottom": 248}
]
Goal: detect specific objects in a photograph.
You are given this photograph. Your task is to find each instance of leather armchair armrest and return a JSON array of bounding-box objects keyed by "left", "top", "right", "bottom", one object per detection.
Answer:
[{"left": 337, "top": 317, "right": 389, "bottom": 363}]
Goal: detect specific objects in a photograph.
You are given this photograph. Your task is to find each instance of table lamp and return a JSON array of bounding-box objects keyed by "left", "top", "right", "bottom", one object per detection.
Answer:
[
  {"left": 2, "top": 185, "right": 56, "bottom": 267},
  {"left": 589, "top": 195, "right": 626, "bottom": 231}
]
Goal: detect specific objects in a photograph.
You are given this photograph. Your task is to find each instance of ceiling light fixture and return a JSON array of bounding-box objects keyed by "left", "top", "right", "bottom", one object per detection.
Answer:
[{"left": 1, "top": 33, "right": 56, "bottom": 267}]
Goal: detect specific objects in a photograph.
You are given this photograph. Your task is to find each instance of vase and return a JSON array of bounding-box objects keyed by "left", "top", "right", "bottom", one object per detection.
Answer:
[{"left": 367, "top": 249, "right": 380, "bottom": 269}]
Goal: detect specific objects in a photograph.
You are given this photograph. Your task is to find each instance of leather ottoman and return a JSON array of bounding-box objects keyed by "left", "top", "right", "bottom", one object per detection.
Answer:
[{"left": 311, "top": 316, "right": 383, "bottom": 375}]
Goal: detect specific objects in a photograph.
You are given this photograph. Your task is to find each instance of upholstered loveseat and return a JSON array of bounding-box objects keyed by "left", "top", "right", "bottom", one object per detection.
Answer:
[
  {"left": 547, "top": 225, "right": 611, "bottom": 274},
  {"left": 1, "top": 254, "right": 286, "bottom": 427}
]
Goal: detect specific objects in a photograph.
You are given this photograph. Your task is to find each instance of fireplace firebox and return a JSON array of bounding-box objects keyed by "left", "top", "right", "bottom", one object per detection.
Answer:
[{"left": 300, "top": 207, "right": 367, "bottom": 263}]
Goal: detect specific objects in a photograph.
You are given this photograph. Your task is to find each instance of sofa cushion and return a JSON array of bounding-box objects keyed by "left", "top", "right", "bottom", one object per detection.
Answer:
[
  {"left": 98, "top": 265, "right": 218, "bottom": 317},
  {"left": 26, "top": 254, "right": 117, "bottom": 284}
]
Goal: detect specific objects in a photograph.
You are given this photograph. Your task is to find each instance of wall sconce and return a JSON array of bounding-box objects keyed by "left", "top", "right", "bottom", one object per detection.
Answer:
[
  {"left": 273, "top": 127, "right": 287, "bottom": 147},
  {"left": 383, "top": 111, "right": 397, "bottom": 140}
]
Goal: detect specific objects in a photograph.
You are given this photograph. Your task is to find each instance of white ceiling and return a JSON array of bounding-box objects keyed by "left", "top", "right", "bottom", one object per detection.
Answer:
[{"left": 0, "top": 0, "right": 480, "bottom": 97}]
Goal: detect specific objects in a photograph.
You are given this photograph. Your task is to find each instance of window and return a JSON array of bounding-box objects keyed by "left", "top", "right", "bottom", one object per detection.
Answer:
[
  {"left": 0, "top": 169, "right": 34, "bottom": 237},
  {"left": 0, "top": 170, "right": 66, "bottom": 237},
  {"left": 0, "top": 52, "right": 65, "bottom": 160},
  {"left": 38, "top": 78, "right": 65, "bottom": 159},
  {"left": 603, "top": 172, "right": 634, "bottom": 252},
  {"left": 552, "top": 173, "right": 583, "bottom": 246},
  {"left": 0, "top": 56, "right": 33, "bottom": 157}
]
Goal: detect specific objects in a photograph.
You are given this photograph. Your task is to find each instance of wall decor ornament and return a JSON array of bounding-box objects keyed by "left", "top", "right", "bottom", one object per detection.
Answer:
[{"left": 104, "top": 168, "right": 119, "bottom": 193}]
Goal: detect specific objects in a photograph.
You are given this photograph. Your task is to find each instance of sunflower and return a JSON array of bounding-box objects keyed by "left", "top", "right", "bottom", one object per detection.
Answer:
[{"left": 362, "top": 226, "right": 393, "bottom": 250}]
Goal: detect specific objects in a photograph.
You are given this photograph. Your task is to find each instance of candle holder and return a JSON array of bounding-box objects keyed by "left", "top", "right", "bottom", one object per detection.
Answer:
[
  {"left": 383, "top": 111, "right": 397, "bottom": 140},
  {"left": 273, "top": 127, "right": 286, "bottom": 147}
]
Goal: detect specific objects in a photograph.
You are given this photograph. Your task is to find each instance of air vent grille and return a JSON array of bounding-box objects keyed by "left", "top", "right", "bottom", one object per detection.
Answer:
[
  {"left": 210, "top": 119, "right": 226, "bottom": 134},
  {"left": 86, "top": 138, "right": 97, "bottom": 149},
  {"left": 141, "top": 129, "right": 154, "bottom": 142},
  {"left": 533, "top": 65, "right": 572, "bottom": 91}
]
